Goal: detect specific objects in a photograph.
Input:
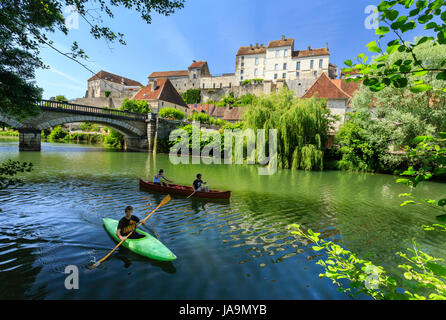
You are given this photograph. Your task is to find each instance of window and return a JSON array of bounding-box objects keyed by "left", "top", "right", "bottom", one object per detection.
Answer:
[
  {"left": 296, "top": 71, "right": 300, "bottom": 78},
  {"left": 283, "top": 63, "right": 287, "bottom": 70},
  {"left": 255, "top": 57, "right": 259, "bottom": 65},
  {"left": 284, "top": 49, "right": 288, "bottom": 57},
  {"left": 241, "top": 62, "right": 244, "bottom": 67},
  {"left": 213, "top": 83, "right": 216, "bottom": 88},
  {"left": 296, "top": 61, "right": 301, "bottom": 70},
  {"left": 275, "top": 50, "right": 279, "bottom": 57},
  {"left": 220, "top": 83, "right": 222, "bottom": 88},
  {"left": 241, "top": 56, "right": 244, "bottom": 60},
  {"left": 241, "top": 69, "right": 244, "bottom": 74},
  {"left": 193, "top": 74, "right": 197, "bottom": 79},
  {"left": 274, "top": 73, "right": 278, "bottom": 79},
  {"left": 229, "top": 83, "right": 231, "bottom": 88},
  {"left": 313, "top": 71, "right": 317, "bottom": 77},
  {"left": 310, "top": 60, "right": 314, "bottom": 69},
  {"left": 275, "top": 64, "right": 278, "bottom": 71},
  {"left": 241, "top": 76, "right": 244, "bottom": 81},
  {"left": 282, "top": 73, "right": 286, "bottom": 79},
  {"left": 203, "top": 83, "right": 205, "bottom": 88},
  {"left": 319, "top": 59, "right": 323, "bottom": 68},
  {"left": 254, "top": 68, "right": 258, "bottom": 76}
]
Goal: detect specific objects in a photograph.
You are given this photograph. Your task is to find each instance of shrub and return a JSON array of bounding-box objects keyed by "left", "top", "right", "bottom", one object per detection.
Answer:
[
  {"left": 55, "top": 95, "right": 68, "bottom": 102},
  {"left": 48, "top": 126, "right": 68, "bottom": 141},
  {"left": 159, "top": 107, "right": 185, "bottom": 120},
  {"left": 181, "top": 89, "right": 201, "bottom": 104},
  {"left": 120, "top": 98, "right": 152, "bottom": 113},
  {"left": 104, "top": 90, "right": 111, "bottom": 98},
  {"left": 104, "top": 129, "right": 123, "bottom": 149}
]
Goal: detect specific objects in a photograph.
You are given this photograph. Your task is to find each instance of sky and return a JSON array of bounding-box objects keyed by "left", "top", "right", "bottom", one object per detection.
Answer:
[{"left": 35, "top": 0, "right": 423, "bottom": 100}]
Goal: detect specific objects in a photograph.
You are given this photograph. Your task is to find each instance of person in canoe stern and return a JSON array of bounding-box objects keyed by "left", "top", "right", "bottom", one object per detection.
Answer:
[
  {"left": 153, "top": 169, "right": 173, "bottom": 187},
  {"left": 193, "top": 173, "right": 209, "bottom": 192},
  {"left": 116, "top": 206, "right": 145, "bottom": 240}
]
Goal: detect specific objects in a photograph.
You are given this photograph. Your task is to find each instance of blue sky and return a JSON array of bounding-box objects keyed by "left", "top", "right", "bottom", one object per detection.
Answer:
[{"left": 35, "top": 0, "right": 419, "bottom": 99}]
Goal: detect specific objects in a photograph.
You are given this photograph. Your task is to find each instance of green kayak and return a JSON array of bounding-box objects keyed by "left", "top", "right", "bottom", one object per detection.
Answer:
[{"left": 102, "top": 218, "right": 177, "bottom": 262}]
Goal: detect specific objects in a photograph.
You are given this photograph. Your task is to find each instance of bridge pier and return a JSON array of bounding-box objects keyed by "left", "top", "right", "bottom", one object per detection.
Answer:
[
  {"left": 19, "top": 129, "right": 41, "bottom": 151},
  {"left": 146, "top": 113, "right": 157, "bottom": 153},
  {"left": 123, "top": 136, "right": 148, "bottom": 152}
]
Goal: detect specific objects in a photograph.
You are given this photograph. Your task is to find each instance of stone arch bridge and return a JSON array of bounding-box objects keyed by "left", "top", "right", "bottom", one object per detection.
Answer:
[{"left": 0, "top": 100, "right": 180, "bottom": 152}]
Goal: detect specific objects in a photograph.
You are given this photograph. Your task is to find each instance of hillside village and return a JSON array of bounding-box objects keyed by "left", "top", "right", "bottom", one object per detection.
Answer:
[{"left": 69, "top": 35, "right": 360, "bottom": 129}]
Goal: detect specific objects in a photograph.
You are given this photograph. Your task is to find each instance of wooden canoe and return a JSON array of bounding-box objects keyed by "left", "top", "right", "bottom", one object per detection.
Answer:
[{"left": 139, "top": 179, "right": 231, "bottom": 199}]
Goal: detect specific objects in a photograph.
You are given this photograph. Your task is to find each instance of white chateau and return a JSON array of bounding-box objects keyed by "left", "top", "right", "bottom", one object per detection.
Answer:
[{"left": 148, "top": 35, "right": 338, "bottom": 98}]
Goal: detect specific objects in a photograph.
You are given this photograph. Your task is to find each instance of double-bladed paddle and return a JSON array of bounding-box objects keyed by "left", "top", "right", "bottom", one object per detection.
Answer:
[{"left": 90, "top": 194, "right": 171, "bottom": 269}]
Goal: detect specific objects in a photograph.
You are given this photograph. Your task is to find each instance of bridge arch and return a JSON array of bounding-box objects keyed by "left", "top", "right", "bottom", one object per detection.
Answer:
[
  {"left": 0, "top": 113, "right": 24, "bottom": 129},
  {"left": 35, "top": 115, "right": 145, "bottom": 137}
]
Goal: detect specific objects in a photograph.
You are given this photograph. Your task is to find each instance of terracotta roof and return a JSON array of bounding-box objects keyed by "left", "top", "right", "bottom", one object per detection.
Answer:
[
  {"left": 188, "top": 61, "right": 207, "bottom": 69},
  {"left": 329, "top": 63, "right": 338, "bottom": 68},
  {"left": 149, "top": 70, "right": 188, "bottom": 78},
  {"left": 302, "top": 73, "right": 352, "bottom": 99},
  {"left": 332, "top": 79, "right": 361, "bottom": 97},
  {"left": 340, "top": 68, "right": 361, "bottom": 77},
  {"left": 223, "top": 107, "right": 246, "bottom": 121},
  {"left": 292, "top": 47, "right": 330, "bottom": 58},
  {"left": 187, "top": 104, "right": 216, "bottom": 115},
  {"left": 268, "top": 37, "right": 294, "bottom": 48},
  {"left": 134, "top": 78, "right": 187, "bottom": 108},
  {"left": 88, "top": 70, "right": 142, "bottom": 86},
  {"left": 236, "top": 45, "right": 267, "bottom": 56}
]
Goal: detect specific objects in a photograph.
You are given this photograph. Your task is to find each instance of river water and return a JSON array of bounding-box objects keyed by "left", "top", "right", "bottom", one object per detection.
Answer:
[{"left": 0, "top": 137, "right": 445, "bottom": 299}]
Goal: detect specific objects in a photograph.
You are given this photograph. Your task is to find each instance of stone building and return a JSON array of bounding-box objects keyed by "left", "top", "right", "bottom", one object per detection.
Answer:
[
  {"left": 235, "top": 36, "right": 337, "bottom": 85},
  {"left": 87, "top": 70, "right": 143, "bottom": 98},
  {"left": 133, "top": 78, "right": 188, "bottom": 113},
  {"left": 302, "top": 72, "right": 360, "bottom": 131}
]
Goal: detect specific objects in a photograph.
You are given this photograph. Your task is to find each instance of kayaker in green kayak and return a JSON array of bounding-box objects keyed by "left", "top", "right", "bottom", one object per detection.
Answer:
[{"left": 117, "top": 206, "right": 145, "bottom": 240}]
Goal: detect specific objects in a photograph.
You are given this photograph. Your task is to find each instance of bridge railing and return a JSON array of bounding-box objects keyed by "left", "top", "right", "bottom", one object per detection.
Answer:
[{"left": 36, "top": 100, "right": 148, "bottom": 121}]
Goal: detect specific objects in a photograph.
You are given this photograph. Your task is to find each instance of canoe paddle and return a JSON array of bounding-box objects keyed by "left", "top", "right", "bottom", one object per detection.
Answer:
[{"left": 90, "top": 194, "right": 171, "bottom": 269}]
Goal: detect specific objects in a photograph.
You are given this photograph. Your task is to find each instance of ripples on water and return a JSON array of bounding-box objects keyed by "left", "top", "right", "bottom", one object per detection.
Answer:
[{"left": 0, "top": 139, "right": 445, "bottom": 299}]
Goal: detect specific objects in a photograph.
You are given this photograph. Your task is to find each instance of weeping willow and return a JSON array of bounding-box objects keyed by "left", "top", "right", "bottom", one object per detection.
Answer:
[{"left": 244, "top": 88, "right": 332, "bottom": 171}]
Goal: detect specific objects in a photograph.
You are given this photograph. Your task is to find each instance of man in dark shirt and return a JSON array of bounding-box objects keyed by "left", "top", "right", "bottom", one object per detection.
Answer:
[
  {"left": 193, "top": 173, "right": 209, "bottom": 192},
  {"left": 117, "top": 206, "right": 145, "bottom": 240}
]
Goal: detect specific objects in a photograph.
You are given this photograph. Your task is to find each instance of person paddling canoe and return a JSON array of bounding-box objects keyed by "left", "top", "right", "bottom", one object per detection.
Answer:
[
  {"left": 153, "top": 169, "right": 173, "bottom": 187},
  {"left": 193, "top": 173, "right": 209, "bottom": 192},
  {"left": 116, "top": 206, "right": 145, "bottom": 240}
]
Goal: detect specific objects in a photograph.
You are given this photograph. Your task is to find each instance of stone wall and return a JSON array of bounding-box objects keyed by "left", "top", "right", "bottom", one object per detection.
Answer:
[
  {"left": 70, "top": 97, "right": 127, "bottom": 109},
  {"left": 286, "top": 78, "right": 317, "bottom": 97}
]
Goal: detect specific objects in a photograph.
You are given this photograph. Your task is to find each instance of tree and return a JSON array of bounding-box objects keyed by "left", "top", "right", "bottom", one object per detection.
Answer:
[
  {"left": 181, "top": 89, "right": 201, "bottom": 104},
  {"left": 0, "top": 0, "right": 185, "bottom": 118},
  {"left": 55, "top": 95, "right": 68, "bottom": 102},
  {"left": 120, "top": 98, "right": 151, "bottom": 113},
  {"left": 244, "top": 88, "right": 333, "bottom": 171},
  {"left": 345, "top": 0, "right": 446, "bottom": 93}
]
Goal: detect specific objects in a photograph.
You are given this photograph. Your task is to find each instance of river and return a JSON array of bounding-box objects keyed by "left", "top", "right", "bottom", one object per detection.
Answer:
[{"left": 0, "top": 137, "right": 445, "bottom": 299}]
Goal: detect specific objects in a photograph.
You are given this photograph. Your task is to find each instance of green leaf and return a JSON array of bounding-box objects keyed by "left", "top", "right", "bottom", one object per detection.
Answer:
[
  {"left": 410, "top": 84, "right": 433, "bottom": 92},
  {"left": 401, "top": 200, "right": 416, "bottom": 206},
  {"left": 436, "top": 71, "right": 446, "bottom": 81},
  {"left": 438, "top": 199, "right": 446, "bottom": 207},
  {"left": 366, "top": 41, "right": 381, "bottom": 53},
  {"left": 376, "top": 26, "right": 390, "bottom": 35},
  {"left": 426, "top": 262, "right": 446, "bottom": 276},
  {"left": 345, "top": 60, "right": 353, "bottom": 67}
]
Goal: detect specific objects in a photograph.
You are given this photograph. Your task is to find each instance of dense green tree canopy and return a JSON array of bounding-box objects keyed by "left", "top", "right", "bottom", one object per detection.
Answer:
[{"left": 0, "top": 0, "right": 185, "bottom": 118}]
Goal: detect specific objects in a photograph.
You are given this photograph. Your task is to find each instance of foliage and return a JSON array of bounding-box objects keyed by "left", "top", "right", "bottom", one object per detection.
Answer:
[
  {"left": 104, "top": 129, "right": 123, "bottom": 149},
  {"left": 0, "top": 160, "right": 33, "bottom": 190},
  {"left": 158, "top": 107, "right": 185, "bottom": 120},
  {"left": 289, "top": 224, "right": 446, "bottom": 300},
  {"left": 214, "top": 92, "right": 257, "bottom": 107},
  {"left": 104, "top": 90, "right": 111, "bottom": 98},
  {"left": 241, "top": 78, "right": 263, "bottom": 85},
  {"left": 79, "top": 122, "right": 101, "bottom": 132},
  {"left": 48, "top": 126, "right": 68, "bottom": 141},
  {"left": 0, "top": 130, "right": 19, "bottom": 137},
  {"left": 244, "top": 88, "right": 333, "bottom": 171},
  {"left": 0, "top": 0, "right": 184, "bottom": 117},
  {"left": 345, "top": 0, "right": 446, "bottom": 93},
  {"left": 188, "top": 113, "right": 226, "bottom": 126},
  {"left": 181, "top": 89, "right": 201, "bottom": 104},
  {"left": 338, "top": 41, "right": 446, "bottom": 173},
  {"left": 397, "top": 134, "right": 446, "bottom": 215},
  {"left": 120, "top": 98, "right": 151, "bottom": 113},
  {"left": 55, "top": 95, "right": 68, "bottom": 102}
]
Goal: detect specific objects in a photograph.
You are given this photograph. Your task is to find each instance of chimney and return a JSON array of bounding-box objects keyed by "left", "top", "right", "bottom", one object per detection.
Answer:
[
  {"left": 326, "top": 42, "right": 329, "bottom": 50},
  {"left": 308, "top": 45, "right": 311, "bottom": 50},
  {"left": 192, "top": 60, "right": 196, "bottom": 63},
  {"left": 250, "top": 44, "right": 253, "bottom": 49},
  {"left": 282, "top": 35, "right": 286, "bottom": 41},
  {"left": 149, "top": 78, "right": 157, "bottom": 91},
  {"left": 256, "top": 43, "right": 259, "bottom": 48}
]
